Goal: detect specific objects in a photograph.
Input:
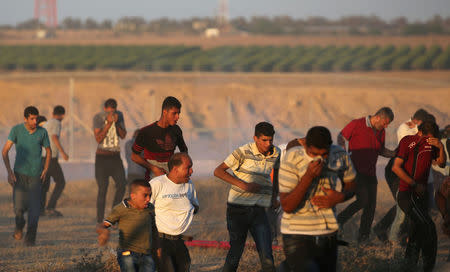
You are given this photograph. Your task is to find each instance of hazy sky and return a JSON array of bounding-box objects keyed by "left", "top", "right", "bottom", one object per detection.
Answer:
[{"left": 2, "top": 0, "right": 450, "bottom": 25}]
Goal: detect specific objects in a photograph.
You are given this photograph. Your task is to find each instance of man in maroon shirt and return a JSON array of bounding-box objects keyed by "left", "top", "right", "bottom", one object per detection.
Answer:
[
  {"left": 392, "top": 121, "right": 446, "bottom": 271},
  {"left": 337, "top": 107, "right": 396, "bottom": 243},
  {"left": 131, "top": 96, "right": 188, "bottom": 180}
]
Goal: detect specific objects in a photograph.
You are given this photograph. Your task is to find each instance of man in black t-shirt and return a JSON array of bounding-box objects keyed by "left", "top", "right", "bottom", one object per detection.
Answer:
[{"left": 132, "top": 96, "right": 188, "bottom": 180}]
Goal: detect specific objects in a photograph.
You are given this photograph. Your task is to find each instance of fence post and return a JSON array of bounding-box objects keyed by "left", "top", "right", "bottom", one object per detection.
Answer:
[{"left": 68, "top": 77, "right": 75, "bottom": 160}]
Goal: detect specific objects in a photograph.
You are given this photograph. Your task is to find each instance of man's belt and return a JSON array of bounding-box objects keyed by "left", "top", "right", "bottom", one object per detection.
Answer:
[{"left": 158, "top": 232, "right": 193, "bottom": 241}]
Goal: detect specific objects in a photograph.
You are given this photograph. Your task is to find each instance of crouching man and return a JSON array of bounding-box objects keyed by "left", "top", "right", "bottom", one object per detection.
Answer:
[
  {"left": 279, "top": 126, "right": 356, "bottom": 272},
  {"left": 96, "top": 179, "right": 159, "bottom": 272}
]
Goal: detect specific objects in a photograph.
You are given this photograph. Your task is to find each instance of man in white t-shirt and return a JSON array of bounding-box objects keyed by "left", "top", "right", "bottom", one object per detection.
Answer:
[{"left": 150, "top": 152, "right": 199, "bottom": 272}]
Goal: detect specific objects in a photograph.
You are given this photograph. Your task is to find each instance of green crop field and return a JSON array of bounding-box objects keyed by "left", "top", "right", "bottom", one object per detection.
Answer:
[{"left": 1, "top": 44, "right": 449, "bottom": 72}]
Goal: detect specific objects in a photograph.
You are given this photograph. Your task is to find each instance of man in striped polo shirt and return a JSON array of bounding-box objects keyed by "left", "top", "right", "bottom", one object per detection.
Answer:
[
  {"left": 279, "top": 126, "right": 356, "bottom": 271},
  {"left": 214, "top": 122, "right": 280, "bottom": 272}
]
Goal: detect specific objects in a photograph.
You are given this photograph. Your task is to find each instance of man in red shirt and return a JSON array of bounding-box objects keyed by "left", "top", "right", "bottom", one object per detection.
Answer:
[
  {"left": 131, "top": 96, "right": 188, "bottom": 180},
  {"left": 392, "top": 121, "right": 446, "bottom": 271},
  {"left": 336, "top": 107, "right": 396, "bottom": 243}
]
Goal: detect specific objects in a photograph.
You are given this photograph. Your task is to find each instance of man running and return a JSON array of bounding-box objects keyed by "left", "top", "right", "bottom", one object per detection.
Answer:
[{"left": 2, "top": 106, "right": 51, "bottom": 246}]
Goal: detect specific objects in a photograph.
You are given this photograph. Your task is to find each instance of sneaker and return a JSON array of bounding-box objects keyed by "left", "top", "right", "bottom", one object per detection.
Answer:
[
  {"left": 13, "top": 229, "right": 23, "bottom": 240},
  {"left": 46, "top": 209, "right": 63, "bottom": 217}
]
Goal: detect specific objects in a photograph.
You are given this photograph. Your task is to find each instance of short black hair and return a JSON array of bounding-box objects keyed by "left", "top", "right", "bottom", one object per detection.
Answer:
[
  {"left": 36, "top": 115, "right": 47, "bottom": 125},
  {"left": 425, "top": 113, "right": 436, "bottom": 123},
  {"left": 162, "top": 96, "right": 181, "bottom": 111},
  {"left": 53, "top": 105, "right": 65, "bottom": 115},
  {"left": 374, "top": 107, "right": 394, "bottom": 122},
  {"left": 104, "top": 98, "right": 117, "bottom": 109},
  {"left": 412, "top": 109, "right": 428, "bottom": 122},
  {"left": 418, "top": 121, "right": 439, "bottom": 138},
  {"left": 24, "top": 106, "right": 39, "bottom": 118},
  {"left": 305, "top": 126, "right": 332, "bottom": 149},
  {"left": 168, "top": 152, "right": 191, "bottom": 172},
  {"left": 255, "top": 122, "right": 275, "bottom": 137},
  {"left": 129, "top": 179, "right": 150, "bottom": 194}
]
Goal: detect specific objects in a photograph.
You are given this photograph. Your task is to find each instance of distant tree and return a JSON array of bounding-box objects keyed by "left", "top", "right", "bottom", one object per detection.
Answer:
[
  {"left": 16, "top": 19, "right": 44, "bottom": 30},
  {"left": 84, "top": 18, "right": 98, "bottom": 29},
  {"left": 61, "top": 17, "right": 82, "bottom": 29}
]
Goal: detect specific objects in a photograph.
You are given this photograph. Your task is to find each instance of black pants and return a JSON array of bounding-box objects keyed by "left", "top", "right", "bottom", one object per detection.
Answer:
[
  {"left": 223, "top": 203, "right": 275, "bottom": 272},
  {"left": 373, "top": 158, "right": 399, "bottom": 238},
  {"left": 282, "top": 233, "right": 337, "bottom": 272},
  {"left": 95, "top": 153, "right": 126, "bottom": 223},
  {"left": 337, "top": 173, "right": 377, "bottom": 239},
  {"left": 41, "top": 158, "right": 66, "bottom": 211},
  {"left": 397, "top": 191, "right": 437, "bottom": 272},
  {"left": 159, "top": 237, "right": 191, "bottom": 272}
]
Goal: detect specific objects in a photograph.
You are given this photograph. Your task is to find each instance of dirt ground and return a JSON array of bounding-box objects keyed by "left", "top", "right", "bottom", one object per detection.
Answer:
[
  {"left": 1, "top": 30, "right": 450, "bottom": 48},
  {"left": 0, "top": 177, "right": 449, "bottom": 271}
]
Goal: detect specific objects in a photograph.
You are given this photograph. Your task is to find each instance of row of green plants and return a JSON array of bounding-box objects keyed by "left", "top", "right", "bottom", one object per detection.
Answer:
[{"left": 1, "top": 45, "right": 449, "bottom": 72}]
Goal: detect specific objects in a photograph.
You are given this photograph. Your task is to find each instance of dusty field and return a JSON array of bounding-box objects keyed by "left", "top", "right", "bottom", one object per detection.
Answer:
[
  {"left": 1, "top": 30, "right": 450, "bottom": 48},
  {"left": 0, "top": 177, "right": 449, "bottom": 271}
]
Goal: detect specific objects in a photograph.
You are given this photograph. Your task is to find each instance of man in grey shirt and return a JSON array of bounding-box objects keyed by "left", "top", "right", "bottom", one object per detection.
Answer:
[
  {"left": 93, "top": 98, "right": 127, "bottom": 223},
  {"left": 41, "top": 105, "right": 69, "bottom": 217}
]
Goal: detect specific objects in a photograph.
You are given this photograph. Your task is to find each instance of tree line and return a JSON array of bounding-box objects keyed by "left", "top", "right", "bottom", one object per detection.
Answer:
[
  {"left": 2, "top": 15, "right": 450, "bottom": 36},
  {"left": 1, "top": 44, "right": 449, "bottom": 72}
]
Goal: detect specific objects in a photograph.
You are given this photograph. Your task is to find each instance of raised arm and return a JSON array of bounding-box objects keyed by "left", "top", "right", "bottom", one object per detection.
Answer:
[{"left": 280, "top": 159, "right": 323, "bottom": 213}]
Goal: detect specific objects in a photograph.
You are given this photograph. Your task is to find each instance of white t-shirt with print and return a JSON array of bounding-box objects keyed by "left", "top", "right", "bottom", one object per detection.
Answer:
[{"left": 150, "top": 175, "right": 199, "bottom": 235}]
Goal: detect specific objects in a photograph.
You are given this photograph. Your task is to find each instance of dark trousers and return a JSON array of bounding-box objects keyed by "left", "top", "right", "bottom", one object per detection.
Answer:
[
  {"left": 159, "top": 237, "right": 191, "bottom": 272},
  {"left": 398, "top": 191, "right": 437, "bottom": 272},
  {"left": 223, "top": 203, "right": 275, "bottom": 272},
  {"left": 13, "top": 172, "right": 42, "bottom": 243},
  {"left": 282, "top": 233, "right": 337, "bottom": 272},
  {"left": 41, "top": 158, "right": 66, "bottom": 211},
  {"left": 95, "top": 154, "right": 126, "bottom": 223},
  {"left": 337, "top": 173, "right": 377, "bottom": 239},
  {"left": 373, "top": 158, "right": 399, "bottom": 238}
]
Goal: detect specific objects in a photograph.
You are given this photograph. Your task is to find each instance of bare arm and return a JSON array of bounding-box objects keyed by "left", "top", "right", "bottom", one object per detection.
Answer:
[
  {"left": 94, "top": 123, "right": 113, "bottom": 144},
  {"left": 41, "top": 147, "right": 51, "bottom": 180},
  {"left": 429, "top": 138, "right": 446, "bottom": 168},
  {"left": 279, "top": 160, "right": 323, "bottom": 213},
  {"left": 379, "top": 146, "right": 396, "bottom": 158},
  {"left": 337, "top": 133, "right": 346, "bottom": 150},
  {"left": 115, "top": 123, "right": 127, "bottom": 139},
  {"left": 96, "top": 222, "right": 111, "bottom": 246},
  {"left": 2, "top": 140, "right": 16, "bottom": 185},
  {"left": 214, "top": 162, "right": 260, "bottom": 193},
  {"left": 392, "top": 157, "right": 414, "bottom": 185},
  {"left": 51, "top": 134, "right": 68, "bottom": 161},
  {"left": 131, "top": 152, "right": 167, "bottom": 176}
]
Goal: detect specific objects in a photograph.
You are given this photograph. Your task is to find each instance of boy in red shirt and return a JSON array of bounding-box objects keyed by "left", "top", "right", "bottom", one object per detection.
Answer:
[{"left": 392, "top": 121, "right": 446, "bottom": 271}]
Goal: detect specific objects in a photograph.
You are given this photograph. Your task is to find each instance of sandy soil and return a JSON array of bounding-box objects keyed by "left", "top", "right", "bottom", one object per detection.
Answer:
[{"left": 1, "top": 30, "right": 450, "bottom": 48}]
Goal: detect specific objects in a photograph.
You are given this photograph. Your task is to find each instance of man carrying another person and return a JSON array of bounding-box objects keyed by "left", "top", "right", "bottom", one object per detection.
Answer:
[
  {"left": 337, "top": 107, "right": 396, "bottom": 243},
  {"left": 132, "top": 96, "right": 188, "bottom": 180},
  {"left": 392, "top": 121, "right": 446, "bottom": 271},
  {"left": 2, "top": 106, "right": 51, "bottom": 246},
  {"left": 214, "top": 122, "right": 280, "bottom": 272},
  {"left": 41, "top": 105, "right": 68, "bottom": 217}
]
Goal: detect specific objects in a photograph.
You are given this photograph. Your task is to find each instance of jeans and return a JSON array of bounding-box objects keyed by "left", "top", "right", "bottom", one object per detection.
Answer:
[
  {"left": 41, "top": 158, "right": 66, "bottom": 211},
  {"left": 282, "top": 233, "right": 337, "bottom": 272},
  {"left": 398, "top": 190, "right": 437, "bottom": 272},
  {"left": 13, "top": 172, "right": 42, "bottom": 243},
  {"left": 223, "top": 203, "right": 275, "bottom": 272},
  {"left": 117, "top": 249, "right": 156, "bottom": 272},
  {"left": 337, "top": 173, "right": 377, "bottom": 240},
  {"left": 95, "top": 153, "right": 126, "bottom": 223},
  {"left": 159, "top": 237, "right": 191, "bottom": 272}
]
